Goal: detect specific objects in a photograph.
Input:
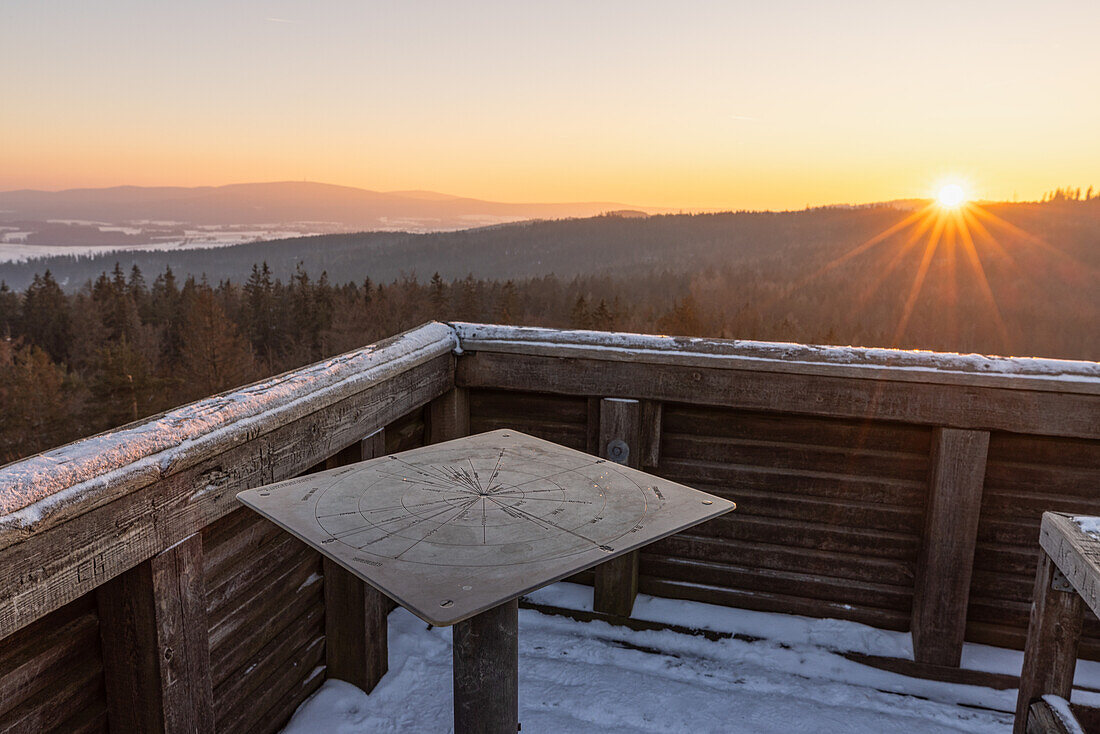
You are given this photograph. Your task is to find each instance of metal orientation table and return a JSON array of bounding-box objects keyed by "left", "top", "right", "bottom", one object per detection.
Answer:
[{"left": 238, "top": 429, "right": 735, "bottom": 733}]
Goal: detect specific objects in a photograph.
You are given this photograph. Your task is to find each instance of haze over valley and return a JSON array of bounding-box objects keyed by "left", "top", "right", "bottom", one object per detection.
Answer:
[{"left": 0, "top": 181, "right": 649, "bottom": 261}]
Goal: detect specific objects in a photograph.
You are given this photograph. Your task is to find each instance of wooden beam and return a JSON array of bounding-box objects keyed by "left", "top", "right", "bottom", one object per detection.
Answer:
[
  {"left": 324, "top": 557, "right": 389, "bottom": 692},
  {"left": 593, "top": 398, "right": 642, "bottom": 617},
  {"left": 323, "top": 429, "right": 389, "bottom": 692},
  {"left": 594, "top": 552, "right": 639, "bottom": 618},
  {"left": 456, "top": 352, "right": 1100, "bottom": 439},
  {"left": 640, "top": 400, "right": 663, "bottom": 470},
  {"left": 0, "top": 322, "right": 458, "bottom": 546},
  {"left": 0, "top": 354, "right": 452, "bottom": 640},
  {"left": 1026, "top": 700, "right": 1077, "bottom": 734},
  {"left": 429, "top": 387, "right": 470, "bottom": 444},
  {"left": 96, "top": 533, "right": 214, "bottom": 734},
  {"left": 585, "top": 397, "right": 600, "bottom": 455},
  {"left": 911, "top": 427, "right": 990, "bottom": 666},
  {"left": 1040, "top": 512, "right": 1100, "bottom": 619},
  {"left": 452, "top": 599, "right": 518, "bottom": 734},
  {"left": 452, "top": 323, "right": 1100, "bottom": 396},
  {"left": 1014, "top": 552, "right": 1084, "bottom": 734}
]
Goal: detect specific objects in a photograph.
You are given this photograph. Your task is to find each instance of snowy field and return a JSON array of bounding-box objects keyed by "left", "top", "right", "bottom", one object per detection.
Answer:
[
  {"left": 282, "top": 583, "right": 1100, "bottom": 733},
  {"left": 0, "top": 229, "right": 319, "bottom": 263}
]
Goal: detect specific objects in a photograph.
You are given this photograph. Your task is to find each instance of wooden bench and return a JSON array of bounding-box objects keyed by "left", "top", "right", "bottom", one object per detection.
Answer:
[{"left": 1014, "top": 511, "right": 1098, "bottom": 734}]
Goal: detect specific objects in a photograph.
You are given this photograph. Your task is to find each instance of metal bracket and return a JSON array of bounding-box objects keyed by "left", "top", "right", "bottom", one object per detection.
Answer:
[{"left": 1051, "top": 567, "right": 1075, "bottom": 593}]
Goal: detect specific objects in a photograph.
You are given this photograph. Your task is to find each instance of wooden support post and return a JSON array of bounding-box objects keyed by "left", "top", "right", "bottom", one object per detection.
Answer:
[
  {"left": 96, "top": 533, "right": 215, "bottom": 734},
  {"left": 911, "top": 427, "right": 990, "bottom": 666},
  {"left": 429, "top": 387, "right": 470, "bottom": 444},
  {"left": 324, "top": 428, "right": 389, "bottom": 692},
  {"left": 453, "top": 598, "right": 519, "bottom": 734},
  {"left": 640, "top": 400, "right": 663, "bottom": 470},
  {"left": 585, "top": 397, "right": 600, "bottom": 455},
  {"left": 1013, "top": 552, "right": 1084, "bottom": 734},
  {"left": 593, "top": 398, "right": 642, "bottom": 617}
]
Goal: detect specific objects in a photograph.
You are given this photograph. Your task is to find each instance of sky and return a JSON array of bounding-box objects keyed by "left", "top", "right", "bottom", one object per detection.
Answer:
[{"left": 2, "top": 0, "right": 1099, "bottom": 209}]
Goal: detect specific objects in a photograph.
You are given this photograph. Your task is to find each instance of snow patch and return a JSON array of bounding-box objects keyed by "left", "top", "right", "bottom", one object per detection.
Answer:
[
  {"left": 1042, "top": 695, "right": 1085, "bottom": 734},
  {"left": 1074, "top": 516, "right": 1100, "bottom": 539},
  {"left": 297, "top": 572, "right": 323, "bottom": 593},
  {"left": 280, "top": 583, "right": 1094, "bottom": 733}
]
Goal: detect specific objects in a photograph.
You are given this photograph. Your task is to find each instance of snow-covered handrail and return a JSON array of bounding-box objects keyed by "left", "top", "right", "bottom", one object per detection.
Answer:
[
  {"left": 452, "top": 323, "right": 1100, "bottom": 394},
  {"left": 0, "top": 321, "right": 458, "bottom": 538}
]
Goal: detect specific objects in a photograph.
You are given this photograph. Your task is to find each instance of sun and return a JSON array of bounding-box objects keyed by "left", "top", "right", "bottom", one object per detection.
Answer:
[{"left": 936, "top": 183, "right": 968, "bottom": 210}]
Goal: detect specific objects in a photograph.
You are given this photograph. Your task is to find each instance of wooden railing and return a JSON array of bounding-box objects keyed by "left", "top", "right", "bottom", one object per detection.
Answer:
[
  {"left": 454, "top": 323, "right": 1100, "bottom": 670},
  {"left": 1014, "top": 512, "right": 1100, "bottom": 733},
  {"left": 1, "top": 321, "right": 1098, "bottom": 733},
  {"left": 0, "top": 322, "right": 457, "bottom": 733}
]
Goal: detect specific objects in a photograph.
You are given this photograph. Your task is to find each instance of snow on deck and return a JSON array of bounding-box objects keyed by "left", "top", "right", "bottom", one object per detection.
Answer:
[{"left": 282, "top": 583, "right": 1100, "bottom": 733}]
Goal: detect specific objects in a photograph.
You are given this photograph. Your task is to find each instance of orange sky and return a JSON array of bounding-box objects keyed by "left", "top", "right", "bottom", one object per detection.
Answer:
[{"left": 2, "top": 1, "right": 1098, "bottom": 209}]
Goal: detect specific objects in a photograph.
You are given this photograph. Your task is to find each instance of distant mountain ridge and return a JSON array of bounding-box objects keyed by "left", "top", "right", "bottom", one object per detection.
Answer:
[{"left": 0, "top": 181, "right": 650, "bottom": 230}]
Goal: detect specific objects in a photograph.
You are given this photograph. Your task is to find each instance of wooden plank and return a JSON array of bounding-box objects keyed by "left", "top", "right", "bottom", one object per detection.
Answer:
[
  {"left": 662, "top": 404, "right": 933, "bottom": 454},
  {"left": 469, "top": 389, "right": 590, "bottom": 425},
  {"left": 384, "top": 407, "right": 427, "bottom": 455},
  {"left": 0, "top": 322, "right": 457, "bottom": 545},
  {"left": 659, "top": 458, "right": 926, "bottom": 506},
  {"left": 96, "top": 533, "right": 214, "bottom": 734},
  {"left": 321, "top": 427, "right": 389, "bottom": 691},
  {"left": 593, "top": 398, "right": 642, "bottom": 617},
  {"left": 321, "top": 424, "right": 387, "bottom": 695},
  {"left": 206, "top": 533, "right": 304, "bottom": 624},
  {"left": 218, "top": 634, "right": 325, "bottom": 734},
  {"left": 202, "top": 513, "right": 285, "bottom": 586},
  {"left": 664, "top": 483, "right": 924, "bottom": 534},
  {"left": 842, "top": 651, "right": 1019, "bottom": 690},
  {"left": 638, "top": 576, "right": 910, "bottom": 630},
  {"left": 989, "top": 432, "right": 1100, "bottom": 470},
  {"left": 648, "top": 534, "right": 915, "bottom": 587},
  {"left": 456, "top": 351, "right": 1100, "bottom": 439},
  {"left": 586, "top": 397, "right": 600, "bottom": 455},
  {"left": 641, "top": 400, "right": 662, "bottom": 469},
  {"left": 1014, "top": 551, "right": 1085, "bottom": 734},
  {"left": 661, "top": 433, "right": 930, "bottom": 481},
  {"left": 1041, "top": 512, "right": 1100, "bottom": 619},
  {"left": 212, "top": 603, "right": 323, "bottom": 717},
  {"left": 469, "top": 416, "right": 587, "bottom": 451},
  {"left": 985, "top": 462, "right": 1099, "bottom": 498},
  {"left": 209, "top": 554, "right": 321, "bottom": 676},
  {"left": 0, "top": 354, "right": 451, "bottom": 640},
  {"left": 1026, "top": 700, "right": 1075, "bottom": 734},
  {"left": 324, "top": 555, "right": 389, "bottom": 693},
  {"left": 911, "top": 428, "right": 990, "bottom": 666},
  {"left": 0, "top": 656, "right": 105, "bottom": 734},
  {"left": 0, "top": 595, "right": 99, "bottom": 718},
  {"left": 429, "top": 387, "right": 470, "bottom": 443},
  {"left": 641, "top": 554, "right": 912, "bottom": 610},
  {"left": 247, "top": 664, "right": 325, "bottom": 734},
  {"left": 452, "top": 323, "right": 1100, "bottom": 395},
  {"left": 692, "top": 514, "right": 920, "bottom": 560},
  {"left": 453, "top": 599, "right": 519, "bottom": 734},
  {"left": 594, "top": 553, "right": 640, "bottom": 618}
]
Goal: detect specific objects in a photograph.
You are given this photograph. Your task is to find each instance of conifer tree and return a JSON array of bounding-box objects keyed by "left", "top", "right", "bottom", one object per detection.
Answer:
[
  {"left": 569, "top": 295, "right": 590, "bottom": 329},
  {"left": 21, "top": 270, "right": 71, "bottom": 363},
  {"left": 429, "top": 272, "right": 447, "bottom": 316},
  {"left": 178, "top": 286, "right": 255, "bottom": 399}
]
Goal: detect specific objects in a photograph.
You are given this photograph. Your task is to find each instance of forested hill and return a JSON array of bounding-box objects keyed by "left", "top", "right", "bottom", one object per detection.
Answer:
[
  {"left": 1, "top": 206, "right": 922, "bottom": 290},
  {"left": 0, "top": 198, "right": 1096, "bottom": 463}
]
